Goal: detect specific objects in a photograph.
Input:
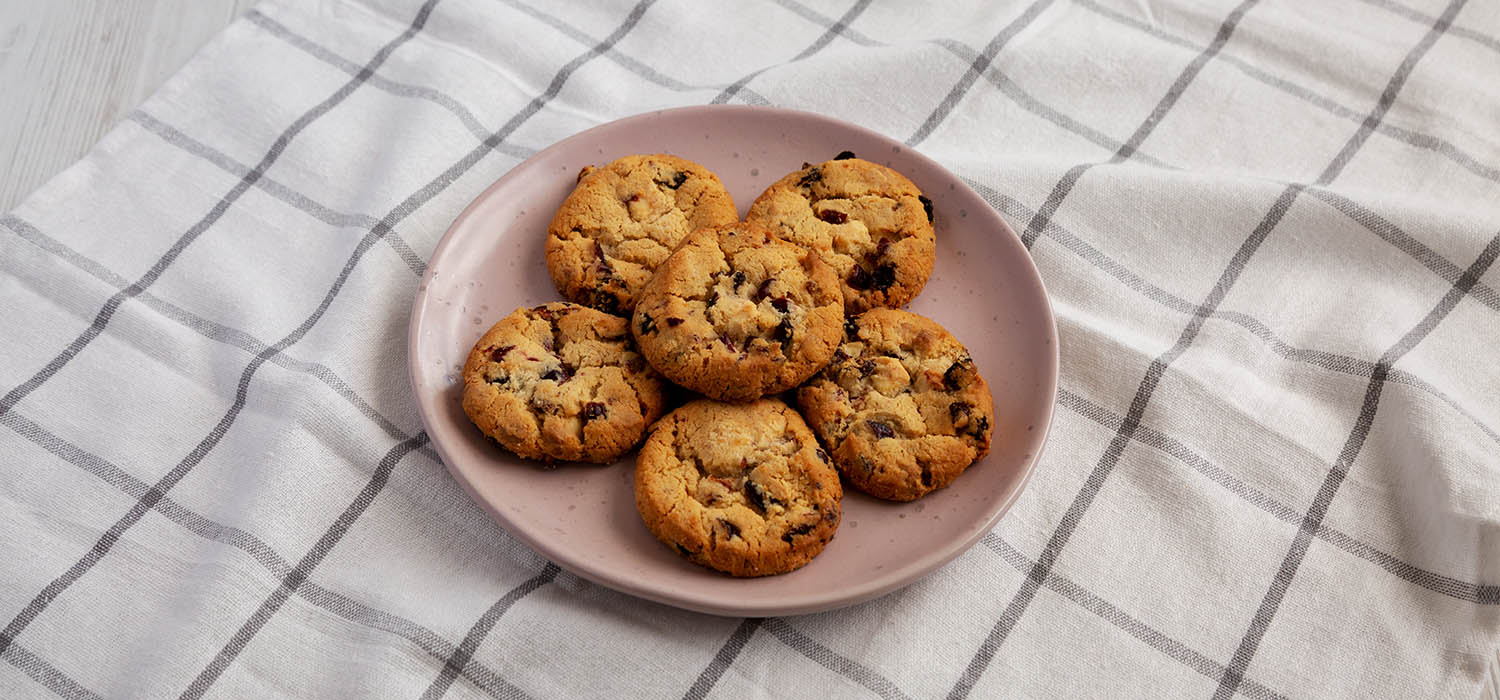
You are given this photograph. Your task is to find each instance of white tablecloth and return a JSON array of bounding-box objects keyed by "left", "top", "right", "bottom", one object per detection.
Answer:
[{"left": 2, "top": 0, "right": 1497, "bottom": 697}]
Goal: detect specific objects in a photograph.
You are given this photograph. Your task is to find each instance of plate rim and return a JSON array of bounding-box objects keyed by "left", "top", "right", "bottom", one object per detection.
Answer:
[{"left": 408, "top": 104, "right": 1060, "bottom": 617}]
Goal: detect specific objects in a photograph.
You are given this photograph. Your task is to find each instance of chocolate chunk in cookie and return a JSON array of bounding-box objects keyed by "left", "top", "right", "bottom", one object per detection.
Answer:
[
  {"left": 546, "top": 154, "right": 737, "bottom": 314},
  {"left": 797, "top": 309, "right": 994, "bottom": 501},
  {"left": 631, "top": 221, "right": 844, "bottom": 402},
  {"left": 634, "top": 398, "right": 842, "bottom": 576},
  {"left": 746, "top": 156, "right": 935, "bottom": 313},
  {"left": 462, "top": 302, "right": 667, "bottom": 464}
]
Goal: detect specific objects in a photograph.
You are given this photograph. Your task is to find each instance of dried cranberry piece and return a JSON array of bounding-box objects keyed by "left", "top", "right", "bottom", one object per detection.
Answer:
[
  {"left": 581, "top": 402, "right": 607, "bottom": 422},
  {"left": 770, "top": 297, "right": 790, "bottom": 313},
  {"left": 665, "top": 317, "right": 684, "bottom": 327},
  {"left": 847, "top": 266, "right": 872, "bottom": 290},
  {"left": 871, "top": 264, "right": 897, "bottom": 291},
  {"left": 797, "top": 167, "right": 823, "bottom": 187},
  {"left": 819, "top": 209, "right": 847, "bottom": 224},
  {"left": 489, "top": 345, "right": 513, "bottom": 362},
  {"left": 949, "top": 401, "right": 972, "bottom": 423},
  {"left": 774, "top": 317, "right": 794, "bottom": 344},
  {"left": 782, "top": 523, "right": 815, "bottom": 543},
  {"left": 867, "top": 420, "right": 895, "bottom": 439},
  {"left": 756, "top": 278, "right": 774, "bottom": 299},
  {"left": 745, "top": 480, "right": 780, "bottom": 511},
  {"left": 833, "top": 151, "right": 856, "bottom": 160},
  {"left": 918, "top": 194, "right": 934, "bottom": 222}
]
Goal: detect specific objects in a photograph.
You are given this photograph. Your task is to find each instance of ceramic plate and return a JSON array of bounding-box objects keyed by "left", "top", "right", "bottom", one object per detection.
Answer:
[{"left": 409, "top": 105, "right": 1057, "bottom": 617}]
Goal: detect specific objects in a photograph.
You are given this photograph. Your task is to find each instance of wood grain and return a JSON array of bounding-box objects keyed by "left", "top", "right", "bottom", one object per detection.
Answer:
[{"left": 0, "top": 0, "right": 256, "bottom": 211}]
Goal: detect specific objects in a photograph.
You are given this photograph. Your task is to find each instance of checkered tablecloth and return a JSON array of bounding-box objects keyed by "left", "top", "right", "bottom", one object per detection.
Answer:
[{"left": 2, "top": 0, "right": 1498, "bottom": 697}]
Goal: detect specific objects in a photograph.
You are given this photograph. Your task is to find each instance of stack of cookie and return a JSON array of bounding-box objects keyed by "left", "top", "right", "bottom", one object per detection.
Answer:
[{"left": 461, "top": 152, "right": 995, "bottom": 577}]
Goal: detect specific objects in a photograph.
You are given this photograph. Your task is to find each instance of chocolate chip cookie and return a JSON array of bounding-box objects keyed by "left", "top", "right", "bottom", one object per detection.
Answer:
[
  {"left": 631, "top": 221, "right": 844, "bottom": 402},
  {"left": 462, "top": 302, "right": 667, "bottom": 464},
  {"left": 746, "top": 153, "right": 935, "bottom": 313},
  {"left": 635, "top": 398, "right": 842, "bottom": 577},
  {"left": 797, "top": 309, "right": 993, "bottom": 501},
  {"left": 546, "top": 154, "right": 738, "bottom": 315}
]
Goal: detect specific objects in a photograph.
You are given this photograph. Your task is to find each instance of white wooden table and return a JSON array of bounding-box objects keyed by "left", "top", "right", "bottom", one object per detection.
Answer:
[
  {"left": 0, "top": 0, "right": 255, "bottom": 211},
  {"left": 1, "top": 2, "right": 1497, "bottom": 697}
]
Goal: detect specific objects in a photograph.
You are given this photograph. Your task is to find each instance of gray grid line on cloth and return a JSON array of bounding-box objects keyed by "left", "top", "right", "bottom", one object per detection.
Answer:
[
  {"left": 166, "top": 0, "right": 663, "bottom": 692},
  {"left": 759, "top": 619, "right": 914, "bottom": 700},
  {"left": 0, "top": 214, "right": 442, "bottom": 465},
  {"left": 978, "top": 533, "right": 1290, "bottom": 700},
  {"left": 1075, "top": 0, "right": 1500, "bottom": 186},
  {"left": 960, "top": 180, "right": 1500, "bottom": 448},
  {"left": 180, "top": 433, "right": 433, "bottom": 698},
  {"left": 1355, "top": 0, "right": 1500, "bottom": 53},
  {"left": 245, "top": 9, "right": 532, "bottom": 157},
  {"left": 0, "top": 641, "right": 101, "bottom": 700},
  {"left": 1014, "top": 0, "right": 1261, "bottom": 239},
  {"left": 1055, "top": 387, "right": 1500, "bottom": 605},
  {"left": 0, "top": 0, "right": 438, "bottom": 428},
  {"left": 906, "top": 0, "right": 1061, "bottom": 146},
  {"left": 711, "top": 0, "right": 873, "bottom": 104},
  {"left": 1215, "top": 230, "right": 1500, "bottom": 693},
  {"left": 419, "top": 564, "right": 560, "bottom": 700},
  {"left": 947, "top": 1, "right": 1266, "bottom": 693},
  {"left": 125, "top": 111, "right": 430, "bottom": 277},
  {"left": 0, "top": 0, "right": 446, "bottom": 660},
  {"left": 683, "top": 619, "right": 763, "bottom": 700},
  {"left": 958, "top": 0, "right": 1473, "bottom": 693},
  {"left": 0, "top": 404, "right": 525, "bottom": 700},
  {"left": 769, "top": 0, "right": 1500, "bottom": 305},
  {"left": 1304, "top": 187, "right": 1500, "bottom": 311},
  {"left": 1211, "top": 9, "right": 1487, "bottom": 690}
]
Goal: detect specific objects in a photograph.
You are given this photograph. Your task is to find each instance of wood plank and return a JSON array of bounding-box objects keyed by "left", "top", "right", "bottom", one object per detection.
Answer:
[{"left": 0, "top": 0, "right": 256, "bottom": 211}]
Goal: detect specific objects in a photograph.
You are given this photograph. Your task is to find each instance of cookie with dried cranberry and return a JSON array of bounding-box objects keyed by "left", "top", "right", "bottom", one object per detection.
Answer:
[
  {"left": 635, "top": 398, "right": 842, "bottom": 577},
  {"left": 746, "top": 153, "right": 935, "bottom": 313},
  {"left": 797, "top": 309, "right": 993, "bottom": 501},
  {"left": 462, "top": 302, "right": 666, "bottom": 464},
  {"left": 546, "top": 154, "right": 737, "bottom": 315},
  {"left": 631, "top": 221, "right": 844, "bottom": 402}
]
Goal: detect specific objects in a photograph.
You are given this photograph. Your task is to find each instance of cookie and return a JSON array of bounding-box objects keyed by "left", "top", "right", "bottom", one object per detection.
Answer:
[
  {"left": 746, "top": 153, "right": 936, "bottom": 313},
  {"left": 631, "top": 221, "right": 844, "bottom": 402},
  {"left": 797, "top": 309, "right": 993, "bottom": 501},
  {"left": 546, "top": 154, "right": 738, "bottom": 315},
  {"left": 462, "top": 302, "right": 667, "bottom": 464},
  {"left": 635, "top": 398, "right": 842, "bottom": 577}
]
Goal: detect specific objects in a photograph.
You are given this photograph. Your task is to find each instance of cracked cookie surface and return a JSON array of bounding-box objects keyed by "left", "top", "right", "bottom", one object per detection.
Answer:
[
  {"left": 546, "top": 154, "right": 737, "bottom": 315},
  {"left": 632, "top": 221, "right": 844, "bottom": 402},
  {"left": 797, "top": 309, "right": 993, "bottom": 501},
  {"left": 462, "top": 302, "right": 666, "bottom": 464},
  {"left": 746, "top": 154, "right": 935, "bottom": 313},
  {"left": 635, "top": 398, "right": 842, "bottom": 577}
]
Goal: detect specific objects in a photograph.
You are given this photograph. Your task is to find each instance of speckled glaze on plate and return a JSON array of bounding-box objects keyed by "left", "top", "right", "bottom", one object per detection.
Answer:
[{"left": 409, "top": 105, "right": 1058, "bottom": 617}]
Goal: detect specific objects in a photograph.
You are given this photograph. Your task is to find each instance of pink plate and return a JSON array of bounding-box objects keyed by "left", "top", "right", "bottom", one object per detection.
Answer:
[{"left": 409, "top": 105, "right": 1058, "bottom": 617}]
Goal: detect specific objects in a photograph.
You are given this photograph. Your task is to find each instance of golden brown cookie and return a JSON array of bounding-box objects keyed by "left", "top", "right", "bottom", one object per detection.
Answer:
[
  {"left": 747, "top": 153, "right": 935, "bottom": 313},
  {"left": 462, "top": 302, "right": 666, "bottom": 464},
  {"left": 635, "top": 398, "right": 842, "bottom": 577},
  {"left": 546, "top": 154, "right": 737, "bottom": 315},
  {"left": 631, "top": 221, "right": 844, "bottom": 402},
  {"left": 797, "top": 309, "right": 993, "bottom": 501}
]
